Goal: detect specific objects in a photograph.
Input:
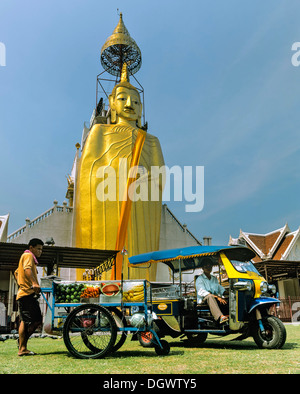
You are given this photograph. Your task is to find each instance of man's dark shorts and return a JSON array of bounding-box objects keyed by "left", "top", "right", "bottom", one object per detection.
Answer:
[{"left": 18, "top": 294, "right": 42, "bottom": 324}]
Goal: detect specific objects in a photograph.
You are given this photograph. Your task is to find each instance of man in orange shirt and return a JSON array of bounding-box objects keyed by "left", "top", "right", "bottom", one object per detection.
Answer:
[{"left": 15, "top": 238, "right": 44, "bottom": 356}]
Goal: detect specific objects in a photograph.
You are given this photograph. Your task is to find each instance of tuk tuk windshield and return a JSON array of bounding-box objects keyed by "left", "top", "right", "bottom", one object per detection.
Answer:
[{"left": 231, "top": 260, "right": 261, "bottom": 276}]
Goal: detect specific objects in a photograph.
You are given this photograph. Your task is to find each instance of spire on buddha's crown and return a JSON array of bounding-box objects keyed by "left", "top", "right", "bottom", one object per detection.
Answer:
[{"left": 120, "top": 63, "right": 130, "bottom": 83}]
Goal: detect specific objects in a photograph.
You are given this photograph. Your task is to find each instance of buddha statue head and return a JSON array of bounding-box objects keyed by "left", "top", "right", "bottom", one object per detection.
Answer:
[{"left": 109, "top": 63, "right": 142, "bottom": 128}]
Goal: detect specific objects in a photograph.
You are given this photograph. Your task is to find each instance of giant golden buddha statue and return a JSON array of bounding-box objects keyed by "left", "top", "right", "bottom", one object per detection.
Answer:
[{"left": 74, "top": 62, "right": 165, "bottom": 280}]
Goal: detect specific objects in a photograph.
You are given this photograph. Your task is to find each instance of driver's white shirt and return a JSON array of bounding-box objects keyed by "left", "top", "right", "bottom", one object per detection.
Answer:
[{"left": 195, "top": 273, "right": 225, "bottom": 304}]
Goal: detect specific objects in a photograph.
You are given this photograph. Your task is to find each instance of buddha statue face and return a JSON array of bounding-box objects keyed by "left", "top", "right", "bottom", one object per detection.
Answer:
[{"left": 109, "top": 82, "right": 142, "bottom": 128}]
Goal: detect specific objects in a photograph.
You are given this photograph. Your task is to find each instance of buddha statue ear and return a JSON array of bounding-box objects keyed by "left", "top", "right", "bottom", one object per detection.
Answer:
[
  {"left": 111, "top": 108, "right": 117, "bottom": 124},
  {"left": 109, "top": 94, "right": 117, "bottom": 124}
]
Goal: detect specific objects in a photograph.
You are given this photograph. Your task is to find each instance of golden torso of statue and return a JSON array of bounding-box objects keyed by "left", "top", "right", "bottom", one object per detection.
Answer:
[{"left": 74, "top": 79, "right": 165, "bottom": 280}]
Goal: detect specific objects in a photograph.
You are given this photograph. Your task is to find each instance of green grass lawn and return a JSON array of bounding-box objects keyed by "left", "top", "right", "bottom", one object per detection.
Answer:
[{"left": 0, "top": 325, "right": 299, "bottom": 374}]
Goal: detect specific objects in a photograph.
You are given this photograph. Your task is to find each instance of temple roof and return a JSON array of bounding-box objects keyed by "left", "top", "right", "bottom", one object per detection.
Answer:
[
  {"left": 0, "top": 214, "right": 9, "bottom": 242},
  {"left": 229, "top": 224, "right": 300, "bottom": 262}
]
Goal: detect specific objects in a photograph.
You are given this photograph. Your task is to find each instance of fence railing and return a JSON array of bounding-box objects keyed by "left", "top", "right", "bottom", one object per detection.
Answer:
[
  {"left": 7, "top": 201, "right": 73, "bottom": 242},
  {"left": 271, "top": 297, "right": 300, "bottom": 323}
]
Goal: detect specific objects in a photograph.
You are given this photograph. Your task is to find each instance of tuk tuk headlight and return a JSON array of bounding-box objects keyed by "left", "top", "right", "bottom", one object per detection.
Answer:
[
  {"left": 260, "top": 281, "right": 268, "bottom": 294},
  {"left": 268, "top": 284, "right": 276, "bottom": 294},
  {"left": 233, "top": 280, "right": 252, "bottom": 291}
]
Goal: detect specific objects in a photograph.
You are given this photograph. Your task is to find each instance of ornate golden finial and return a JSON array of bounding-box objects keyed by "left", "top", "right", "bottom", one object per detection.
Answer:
[
  {"left": 100, "top": 13, "right": 142, "bottom": 77},
  {"left": 120, "top": 63, "right": 130, "bottom": 83},
  {"left": 112, "top": 12, "right": 129, "bottom": 36}
]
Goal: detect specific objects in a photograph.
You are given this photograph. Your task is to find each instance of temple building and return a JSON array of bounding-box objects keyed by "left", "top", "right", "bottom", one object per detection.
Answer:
[{"left": 229, "top": 224, "right": 300, "bottom": 299}]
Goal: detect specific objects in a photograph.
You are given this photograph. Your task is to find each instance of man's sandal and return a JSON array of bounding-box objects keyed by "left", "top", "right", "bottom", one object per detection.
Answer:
[
  {"left": 18, "top": 351, "right": 36, "bottom": 356},
  {"left": 219, "top": 315, "right": 229, "bottom": 324}
]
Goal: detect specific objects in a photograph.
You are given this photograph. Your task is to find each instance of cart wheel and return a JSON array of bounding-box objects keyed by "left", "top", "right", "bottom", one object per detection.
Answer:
[
  {"left": 63, "top": 304, "right": 117, "bottom": 359},
  {"left": 155, "top": 339, "right": 170, "bottom": 356},
  {"left": 107, "top": 307, "right": 127, "bottom": 352}
]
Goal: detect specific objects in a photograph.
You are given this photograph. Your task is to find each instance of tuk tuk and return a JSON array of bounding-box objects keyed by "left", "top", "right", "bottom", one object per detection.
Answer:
[{"left": 129, "top": 245, "right": 287, "bottom": 349}]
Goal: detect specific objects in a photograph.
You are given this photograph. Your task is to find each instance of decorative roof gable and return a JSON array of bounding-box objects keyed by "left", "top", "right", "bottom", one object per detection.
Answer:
[
  {"left": 0, "top": 214, "right": 9, "bottom": 242},
  {"left": 239, "top": 224, "right": 289, "bottom": 260},
  {"left": 273, "top": 228, "right": 300, "bottom": 260},
  {"left": 229, "top": 224, "right": 298, "bottom": 261}
]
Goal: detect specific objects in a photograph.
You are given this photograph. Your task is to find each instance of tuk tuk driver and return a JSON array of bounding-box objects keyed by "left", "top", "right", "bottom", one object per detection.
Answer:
[{"left": 195, "top": 257, "right": 229, "bottom": 325}]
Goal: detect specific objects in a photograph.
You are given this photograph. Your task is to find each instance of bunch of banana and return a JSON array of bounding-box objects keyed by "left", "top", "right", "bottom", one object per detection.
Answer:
[{"left": 122, "top": 284, "right": 145, "bottom": 302}]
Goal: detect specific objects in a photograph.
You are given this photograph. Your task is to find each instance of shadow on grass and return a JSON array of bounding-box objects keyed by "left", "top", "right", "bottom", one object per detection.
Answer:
[
  {"left": 35, "top": 337, "right": 298, "bottom": 359},
  {"left": 37, "top": 350, "right": 70, "bottom": 356},
  {"left": 108, "top": 349, "right": 185, "bottom": 358},
  {"left": 172, "top": 339, "right": 298, "bottom": 351}
]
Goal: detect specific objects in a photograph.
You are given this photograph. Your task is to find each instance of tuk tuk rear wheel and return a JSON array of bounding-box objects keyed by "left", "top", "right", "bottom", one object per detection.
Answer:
[
  {"left": 186, "top": 332, "right": 208, "bottom": 346},
  {"left": 252, "top": 315, "right": 286, "bottom": 349},
  {"left": 137, "top": 321, "right": 160, "bottom": 347},
  {"left": 138, "top": 331, "right": 155, "bottom": 347}
]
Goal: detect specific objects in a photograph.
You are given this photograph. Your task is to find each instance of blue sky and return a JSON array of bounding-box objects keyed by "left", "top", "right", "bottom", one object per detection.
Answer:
[{"left": 0, "top": 0, "right": 300, "bottom": 245}]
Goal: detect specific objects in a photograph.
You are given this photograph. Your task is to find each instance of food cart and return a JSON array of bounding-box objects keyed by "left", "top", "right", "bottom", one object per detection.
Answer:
[
  {"left": 41, "top": 278, "right": 170, "bottom": 358},
  {"left": 38, "top": 245, "right": 170, "bottom": 359}
]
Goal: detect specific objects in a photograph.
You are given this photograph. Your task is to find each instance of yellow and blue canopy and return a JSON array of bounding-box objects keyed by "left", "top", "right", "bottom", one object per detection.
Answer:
[{"left": 129, "top": 245, "right": 255, "bottom": 272}]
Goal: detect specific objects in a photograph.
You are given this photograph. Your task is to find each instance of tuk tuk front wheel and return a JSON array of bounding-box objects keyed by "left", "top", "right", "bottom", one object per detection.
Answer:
[{"left": 252, "top": 315, "right": 286, "bottom": 349}]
